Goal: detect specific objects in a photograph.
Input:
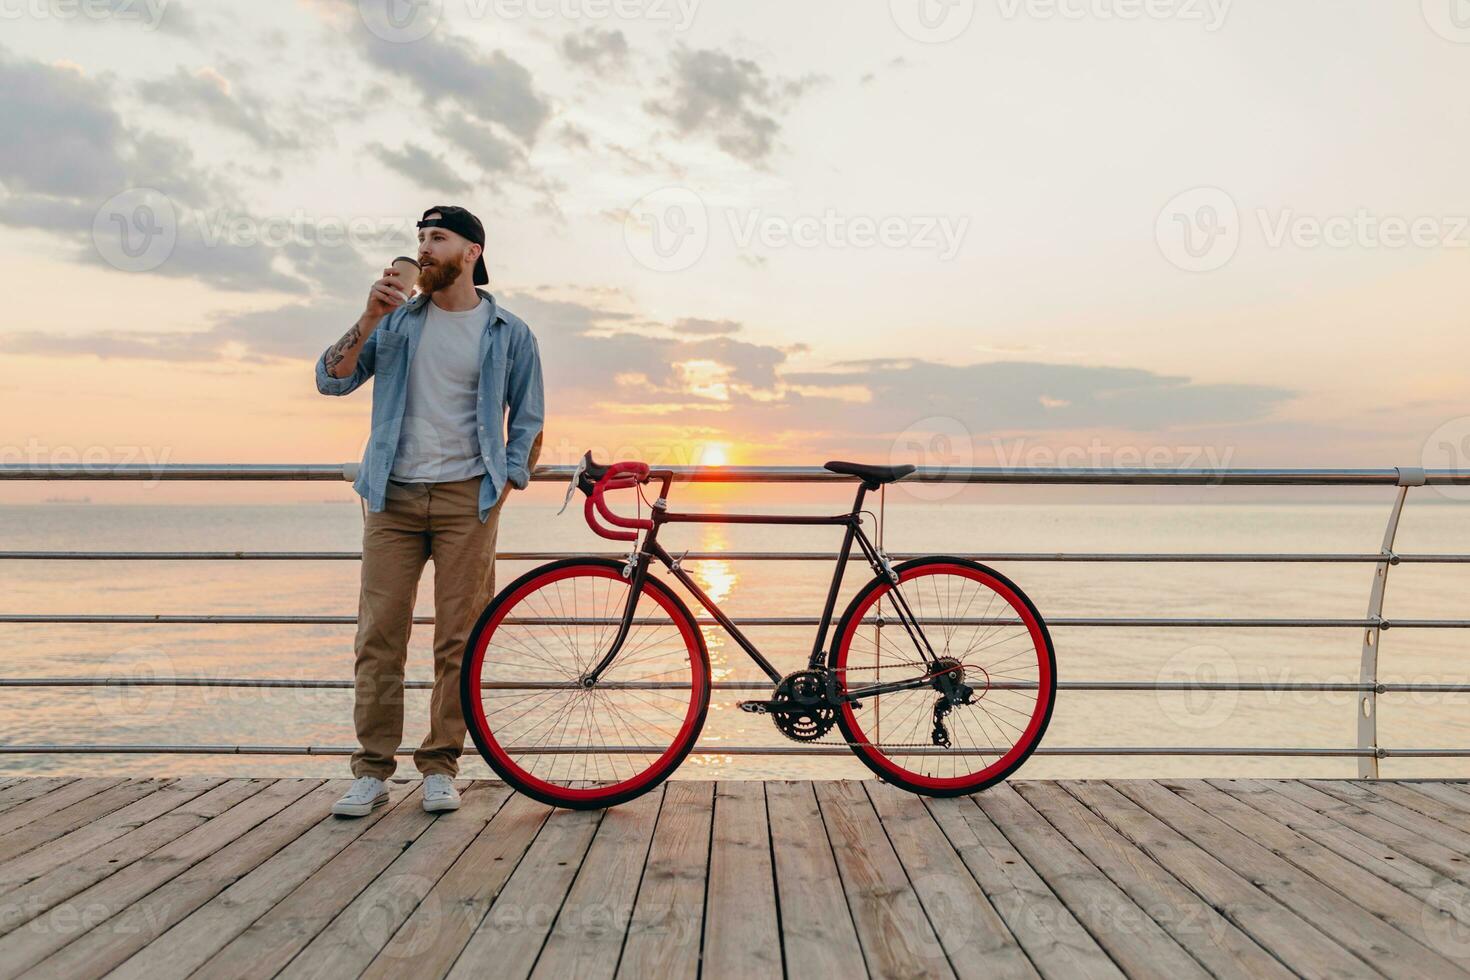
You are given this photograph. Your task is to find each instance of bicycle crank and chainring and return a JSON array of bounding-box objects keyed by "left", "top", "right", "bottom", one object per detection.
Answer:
[
  {"left": 738, "top": 659, "right": 993, "bottom": 747},
  {"left": 737, "top": 669, "right": 838, "bottom": 742}
]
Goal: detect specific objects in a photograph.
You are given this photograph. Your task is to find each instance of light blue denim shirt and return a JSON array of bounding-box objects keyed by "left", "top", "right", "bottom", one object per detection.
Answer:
[{"left": 316, "top": 288, "right": 544, "bottom": 523}]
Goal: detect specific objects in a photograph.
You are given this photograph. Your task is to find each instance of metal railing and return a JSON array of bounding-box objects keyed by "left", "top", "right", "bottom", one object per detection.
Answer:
[{"left": 3, "top": 461, "right": 1469, "bottom": 776}]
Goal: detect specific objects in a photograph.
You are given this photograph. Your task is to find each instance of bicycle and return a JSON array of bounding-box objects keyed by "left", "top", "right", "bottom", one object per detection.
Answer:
[{"left": 460, "top": 453, "right": 1057, "bottom": 809}]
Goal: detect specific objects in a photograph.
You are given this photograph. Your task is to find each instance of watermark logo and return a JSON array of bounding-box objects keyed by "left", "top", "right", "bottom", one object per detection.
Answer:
[
  {"left": 91, "top": 644, "right": 176, "bottom": 721},
  {"left": 624, "top": 186, "right": 710, "bottom": 273},
  {"left": 1421, "top": 881, "right": 1470, "bottom": 957},
  {"left": 1422, "top": 416, "right": 1470, "bottom": 502},
  {"left": 358, "top": 0, "right": 442, "bottom": 43},
  {"left": 1422, "top": 0, "right": 1470, "bottom": 43},
  {"left": 890, "top": 0, "right": 976, "bottom": 42},
  {"left": 353, "top": 873, "right": 444, "bottom": 953},
  {"left": 1156, "top": 186, "right": 1239, "bottom": 272},
  {"left": 92, "top": 188, "right": 177, "bottom": 274},
  {"left": 1155, "top": 644, "right": 1238, "bottom": 730},
  {"left": 890, "top": 416, "right": 974, "bottom": 501}
]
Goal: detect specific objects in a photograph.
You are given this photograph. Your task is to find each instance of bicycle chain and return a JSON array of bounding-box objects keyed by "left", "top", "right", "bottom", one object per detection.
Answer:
[{"left": 769, "top": 659, "right": 986, "bottom": 749}]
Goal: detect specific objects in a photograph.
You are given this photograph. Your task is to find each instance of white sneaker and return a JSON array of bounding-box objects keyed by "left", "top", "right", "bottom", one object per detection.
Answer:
[
  {"left": 332, "top": 776, "right": 389, "bottom": 817},
  {"left": 422, "top": 774, "right": 461, "bottom": 813}
]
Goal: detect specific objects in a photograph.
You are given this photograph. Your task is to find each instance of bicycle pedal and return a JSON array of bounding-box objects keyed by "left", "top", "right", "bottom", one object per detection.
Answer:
[{"left": 737, "top": 700, "right": 771, "bottom": 714}]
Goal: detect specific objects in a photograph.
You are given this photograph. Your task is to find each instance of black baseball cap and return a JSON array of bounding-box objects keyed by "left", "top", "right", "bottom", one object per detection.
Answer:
[{"left": 417, "top": 205, "right": 488, "bottom": 285}]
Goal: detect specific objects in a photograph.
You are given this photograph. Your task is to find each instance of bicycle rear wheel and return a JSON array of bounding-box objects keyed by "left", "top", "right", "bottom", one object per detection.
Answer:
[
  {"left": 830, "top": 556, "right": 1055, "bottom": 796},
  {"left": 461, "top": 558, "right": 710, "bottom": 809}
]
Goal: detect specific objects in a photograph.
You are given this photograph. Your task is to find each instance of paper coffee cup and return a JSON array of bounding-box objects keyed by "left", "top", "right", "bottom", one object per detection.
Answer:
[{"left": 390, "top": 256, "right": 420, "bottom": 299}]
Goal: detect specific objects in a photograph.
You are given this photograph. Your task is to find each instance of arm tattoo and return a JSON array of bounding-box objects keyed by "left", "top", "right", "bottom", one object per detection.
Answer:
[{"left": 323, "top": 323, "right": 360, "bottom": 376}]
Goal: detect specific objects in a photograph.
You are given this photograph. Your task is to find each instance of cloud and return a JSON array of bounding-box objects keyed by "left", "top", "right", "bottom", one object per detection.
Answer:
[
  {"left": 137, "top": 66, "right": 301, "bottom": 150},
  {"left": 508, "top": 292, "right": 1291, "bottom": 439},
  {"left": 432, "top": 116, "right": 526, "bottom": 175},
  {"left": 781, "top": 359, "right": 1293, "bottom": 432},
  {"left": 367, "top": 142, "right": 473, "bottom": 195},
  {"left": 645, "top": 48, "right": 823, "bottom": 163},
  {"left": 859, "top": 56, "right": 912, "bottom": 85},
  {"left": 0, "top": 299, "right": 365, "bottom": 365},
  {"left": 352, "top": 25, "right": 550, "bottom": 146},
  {"left": 672, "top": 317, "right": 741, "bottom": 336},
  {"left": 0, "top": 53, "right": 129, "bottom": 198},
  {"left": 560, "top": 27, "right": 630, "bottom": 74}
]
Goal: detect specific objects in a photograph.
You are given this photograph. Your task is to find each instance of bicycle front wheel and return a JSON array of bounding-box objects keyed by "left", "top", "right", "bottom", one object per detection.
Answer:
[
  {"left": 830, "top": 556, "right": 1056, "bottom": 796},
  {"left": 461, "top": 558, "right": 710, "bottom": 809}
]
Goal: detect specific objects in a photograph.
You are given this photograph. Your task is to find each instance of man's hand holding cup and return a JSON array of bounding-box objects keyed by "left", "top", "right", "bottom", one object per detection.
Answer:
[{"left": 365, "top": 256, "right": 421, "bottom": 318}]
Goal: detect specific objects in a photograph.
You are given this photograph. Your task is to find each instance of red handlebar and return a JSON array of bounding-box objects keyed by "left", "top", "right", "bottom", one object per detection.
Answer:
[{"left": 584, "top": 461, "right": 653, "bottom": 541}]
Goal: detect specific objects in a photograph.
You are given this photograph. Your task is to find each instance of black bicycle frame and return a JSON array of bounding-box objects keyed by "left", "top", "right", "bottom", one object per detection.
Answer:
[{"left": 582, "top": 478, "right": 949, "bottom": 701}]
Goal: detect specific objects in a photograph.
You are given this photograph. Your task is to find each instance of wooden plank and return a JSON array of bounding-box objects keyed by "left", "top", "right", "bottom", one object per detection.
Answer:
[
  {"left": 1268, "top": 779, "right": 1470, "bottom": 885},
  {"left": 1164, "top": 779, "right": 1470, "bottom": 974},
  {"left": 1365, "top": 782, "right": 1470, "bottom": 836},
  {"left": 0, "top": 778, "right": 306, "bottom": 978},
  {"left": 0, "top": 778, "right": 271, "bottom": 938},
  {"left": 0, "top": 778, "right": 125, "bottom": 837},
  {"left": 1310, "top": 780, "right": 1470, "bottom": 855},
  {"left": 105, "top": 780, "right": 411, "bottom": 980},
  {"left": 1014, "top": 782, "right": 1291, "bottom": 980},
  {"left": 0, "top": 778, "right": 78, "bottom": 814},
  {"left": 1213, "top": 778, "right": 1470, "bottom": 907},
  {"left": 361, "top": 792, "right": 552, "bottom": 980},
  {"left": 31, "top": 780, "right": 336, "bottom": 980},
  {"left": 277, "top": 782, "right": 512, "bottom": 980},
  {"left": 614, "top": 781, "right": 713, "bottom": 980},
  {"left": 698, "top": 782, "right": 782, "bottom": 979},
  {"left": 866, "top": 783, "right": 1036, "bottom": 980},
  {"left": 1061, "top": 780, "right": 1377, "bottom": 979},
  {"left": 190, "top": 783, "right": 433, "bottom": 980},
  {"left": 1390, "top": 781, "right": 1470, "bottom": 815},
  {"left": 764, "top": 781, "right": 866, "bottom": 979},
  {"left": 0, "top": 779, "right": 176, "bottom": 865},
  {"left": 0, "top": 777, "right": 224, "bottom": 898},
  {"left": 819, "top": 780, "right": 956, "bottom": 980},
  {"left": 977, "top": 783, "right": 1207, "bottom": 980},
  {"left": 446, "top": 805, "right": 604, "bottom": 979},
  {"left": 1113, "top": 779, "right": 1465, "bottom": 979},
  {"left": 531, "top": 786, "right": 664, "bottom": 980},
  {"left": 927, "top": 791, "right": 1119, "bottom": 980}
]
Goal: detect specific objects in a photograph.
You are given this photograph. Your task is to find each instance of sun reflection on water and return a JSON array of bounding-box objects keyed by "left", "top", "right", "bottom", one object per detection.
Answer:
[{"left": 689, "top": 524, "right": 739, "bottom": 682}]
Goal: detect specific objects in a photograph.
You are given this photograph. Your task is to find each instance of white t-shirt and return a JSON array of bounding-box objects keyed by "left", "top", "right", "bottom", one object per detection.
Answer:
[{"left": 390, "top": 297, "right": 491, "bottom": 483}]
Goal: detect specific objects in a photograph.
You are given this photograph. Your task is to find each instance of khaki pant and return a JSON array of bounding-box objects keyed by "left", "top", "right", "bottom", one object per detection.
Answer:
[{"left": 350, "top": 472, "right": 507, "bottom": 779}]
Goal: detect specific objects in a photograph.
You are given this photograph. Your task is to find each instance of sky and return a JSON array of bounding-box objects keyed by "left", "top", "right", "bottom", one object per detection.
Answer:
[{"left": 1, "top": 0, "right": 1468, "bottom": 505}]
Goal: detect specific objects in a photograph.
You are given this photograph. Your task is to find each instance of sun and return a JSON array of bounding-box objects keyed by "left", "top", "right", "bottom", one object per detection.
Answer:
[{"left": 699, "top": 443, "right": 730, "bottom": 467}]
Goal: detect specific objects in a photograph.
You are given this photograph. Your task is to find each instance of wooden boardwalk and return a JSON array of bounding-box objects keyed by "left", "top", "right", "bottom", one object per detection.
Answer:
[{"left": 0, "top": 777, "right": 1468, "bottom": 978}]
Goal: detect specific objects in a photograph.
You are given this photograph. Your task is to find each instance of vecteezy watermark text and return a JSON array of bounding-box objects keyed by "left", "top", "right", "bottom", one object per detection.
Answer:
[
  {"left": 995, "top": 0, "right": 1231, "bottom": 30},
  {"left": 623, "top": 187, "right": 970, "bottom": 272},
  {"left": 1157, "top": 187, "right": 1470, "bottom": 272},
  {"left": 0, "top": 0, "right": 172, "bottom": 29}
]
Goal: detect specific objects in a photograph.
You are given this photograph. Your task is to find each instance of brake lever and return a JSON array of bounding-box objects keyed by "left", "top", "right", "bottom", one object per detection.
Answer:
[{"left": 557, "top": 456, "right": 588, "bottom": 516}]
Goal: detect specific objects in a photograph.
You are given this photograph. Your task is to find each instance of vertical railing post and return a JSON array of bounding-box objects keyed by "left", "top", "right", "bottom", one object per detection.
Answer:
[
  {"left": 875, "top": 484, "right": 886, "bottom": 741},
  {"left": 1357, "top": 466, "right": 1425, "bottom": 777}
]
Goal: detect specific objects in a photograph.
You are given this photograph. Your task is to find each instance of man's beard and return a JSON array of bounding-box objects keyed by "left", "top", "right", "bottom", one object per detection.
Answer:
[{"left": 417, "top": 251, "right": 465, "bottom": 294}]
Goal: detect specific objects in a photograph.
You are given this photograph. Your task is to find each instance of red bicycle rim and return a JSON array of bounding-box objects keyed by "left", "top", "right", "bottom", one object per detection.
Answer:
[
  {"left": 465, "top": 564, "right": 706, "bottom": 805},
  {"left": 835, "top": 562, "right": 1053, "bottom": 791}
]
